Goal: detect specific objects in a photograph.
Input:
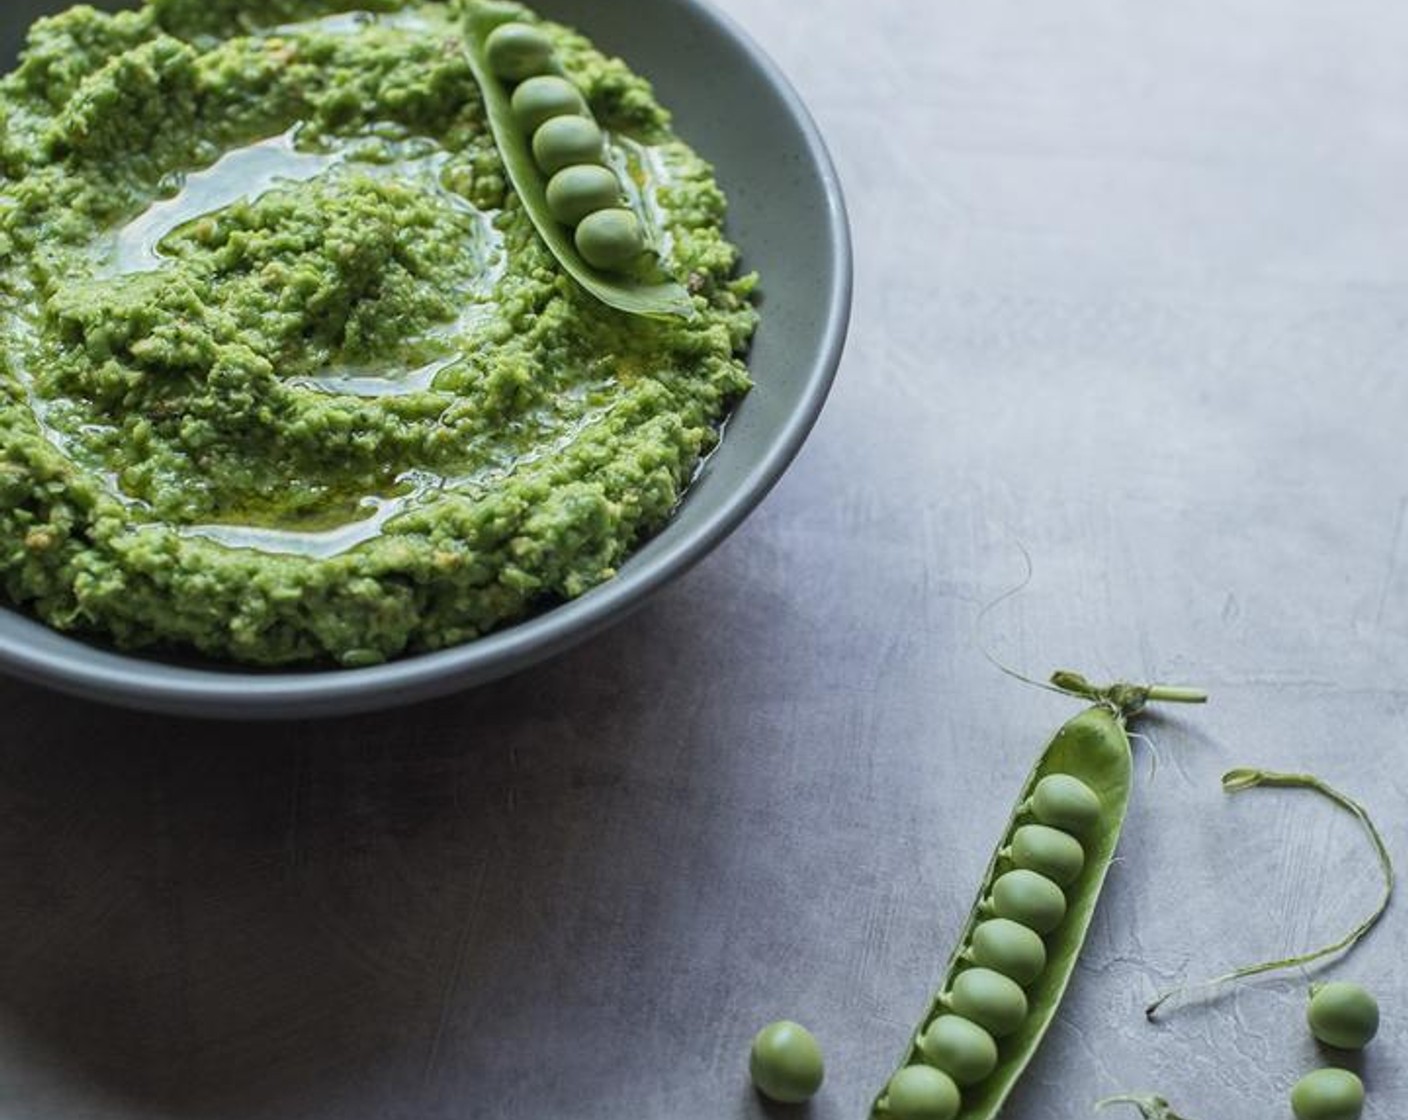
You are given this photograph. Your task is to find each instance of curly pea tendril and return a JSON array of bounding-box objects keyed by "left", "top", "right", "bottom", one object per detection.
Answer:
[
  {"left": 1144, "top": 768, "right": 1394, "bottom": 1019},
  {"left": 1097, "top": 1094, "right": 1195, "bottom": 1120}
]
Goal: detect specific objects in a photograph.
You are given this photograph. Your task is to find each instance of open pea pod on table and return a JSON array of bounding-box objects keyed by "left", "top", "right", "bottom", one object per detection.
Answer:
[
  {"left": 460, "top": 0, "right": 697, "bottom": 320},
  {"left": 871, "top": 673, "right": 1206, "bottom": 1120}
]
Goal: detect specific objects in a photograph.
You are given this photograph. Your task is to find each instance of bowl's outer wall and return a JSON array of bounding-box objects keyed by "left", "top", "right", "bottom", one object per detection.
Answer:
[{"left": 0, "top": 0, "right": 852, "bottom": 718}]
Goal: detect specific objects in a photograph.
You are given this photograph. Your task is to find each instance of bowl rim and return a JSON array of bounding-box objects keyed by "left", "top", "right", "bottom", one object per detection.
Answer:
[{"left": 0, "top": 0, "right": 853, "bottom": 720}]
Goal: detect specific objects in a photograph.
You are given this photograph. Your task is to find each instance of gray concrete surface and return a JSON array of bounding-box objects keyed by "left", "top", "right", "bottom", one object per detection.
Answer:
[{"left": 0, "top": 0, "right": 1406, "bottom": 1117}]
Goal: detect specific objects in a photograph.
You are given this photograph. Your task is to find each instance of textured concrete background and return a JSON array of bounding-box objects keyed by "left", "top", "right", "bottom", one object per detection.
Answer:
[{"left": 0, "top": 0, "right": 1406, "bottom": 1117}]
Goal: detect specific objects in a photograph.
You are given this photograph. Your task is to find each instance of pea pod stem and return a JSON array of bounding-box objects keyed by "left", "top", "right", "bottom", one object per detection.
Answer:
[
  {"left": 1143, "top": 686, "right": 1209, "bottom": 705},
  {"left": 1145, "top": 768, "right": 1393, "bottom": 1019},
  {"left": 973, "top": 542, "right": 1207, "bottom": 714},
  {"left": 1050, "top": 671, "right": 1207, "bottom": 719}
]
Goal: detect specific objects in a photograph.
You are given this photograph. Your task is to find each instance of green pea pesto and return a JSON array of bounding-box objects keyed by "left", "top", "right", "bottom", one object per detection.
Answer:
[{"left": 0, "top": 0, "right": 757, "bottom": 666}]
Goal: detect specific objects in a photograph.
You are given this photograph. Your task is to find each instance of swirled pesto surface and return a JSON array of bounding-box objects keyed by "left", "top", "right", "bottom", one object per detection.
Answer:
[{"left": 0, "top": 0, "right": 756, "bottom": 666}]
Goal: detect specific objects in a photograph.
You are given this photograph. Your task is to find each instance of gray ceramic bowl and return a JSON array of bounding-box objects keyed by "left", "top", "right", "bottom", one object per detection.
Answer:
[{"left": 0, "top": 0, "right": 851, "bottom": 719}]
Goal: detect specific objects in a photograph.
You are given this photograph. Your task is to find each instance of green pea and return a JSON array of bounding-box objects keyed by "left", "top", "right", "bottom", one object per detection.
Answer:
[
  {"left": 884, "top": 1065, "right": 960, "bottom": 1120},
  {"left": 531, "top": 115, "right": 605, "bottom": 176},
  {"left": 575, "top": 208, "right": 646, "bottom": 272},
  {"left": 748, "top": 1020, "right": 824, "bottom": 1104},
  {"left": 1307, "top": 982, "right": 1379, "bottom": 1050},
  {"left": 1005, "top": 823, "right": 1086, "bottom": 886},
  {"left": 917, "top": 1014, "right": 997, "bottom": 1087},
  {"left": 484, "top": 22, "right": 555, "bottom": 83},
  {"left": 967, "top": 918, "right": 1047, "bottom": 986},
  {"left": 546, "top": 165, "right": 623, "bottom": 227},
  {"left": 1290, "top": 1069, "right": 1364, "bottom": 1120},
  {"left": 947, "top": 967, "right": 1028, "bottom": 1038},
  {"left": 1029, "top": 773, "right": 1102, "bottom": 835},
  {"left": 510, "top": 75, "right": 587, "bottom": 132},
  {"left": 990, "top": 869, "right": 1067, "bottom": 935}
]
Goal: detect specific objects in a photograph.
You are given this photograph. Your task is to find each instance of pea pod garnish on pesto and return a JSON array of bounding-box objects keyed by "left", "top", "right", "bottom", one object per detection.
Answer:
[{"left": 461, "top": 0, "right": 695, "bottom": 319}]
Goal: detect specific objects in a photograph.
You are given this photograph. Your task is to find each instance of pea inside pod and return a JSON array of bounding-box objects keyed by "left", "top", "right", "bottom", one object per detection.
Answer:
[
  {"left": 884, "top": 1065, "right": 960, "bottom": 1120},
  {"left": 918, "top": 1015, "right": 997, "bottom": 1086},
  {"left": 1027, "top": 773, "right": 1103, "bottom": 836},
  {"left": 988, "top": 869, "right": 1067, "bottom": 934},
  {"left": 510, "top": 74, "right": 587, "bottom": 132},
  {"left": 965, "top": 918, "right": 1047, "bottom": 986},
  {"left": 484, "top": 21, "right": 555, "bottom": 81},
  {"left": 868, "top": 673, "right": 1206, "bottom": 1120},
  {"left": 946, "top": 968, "right": 1028, "bottom": 1038},
  {"left": 575, "top": 209, "right": 646, "bottom": 271},
  {"left": 532, "top": 115, "right": 606, "bottom": 176},
  {"left": 1004, "top": 823, "right": 1086, "bottom": 886},
  {"left": 546, "top": 165, "right": 624, "bottom": 226}
]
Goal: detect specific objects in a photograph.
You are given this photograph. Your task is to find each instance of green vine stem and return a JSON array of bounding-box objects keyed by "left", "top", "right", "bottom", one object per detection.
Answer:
[
  {"left": 1050, "top": 671, "right": 1208, "bottom": 720},
  {"left": 1097, "top": 1094, "right": 1195, "bottom": 1120},
  {"left": 1144, "top": 686, "right": 1211, "bottom": 705},
  {"left": 1145, "top": 768, "right": 1394, "bottom": 1018}
]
